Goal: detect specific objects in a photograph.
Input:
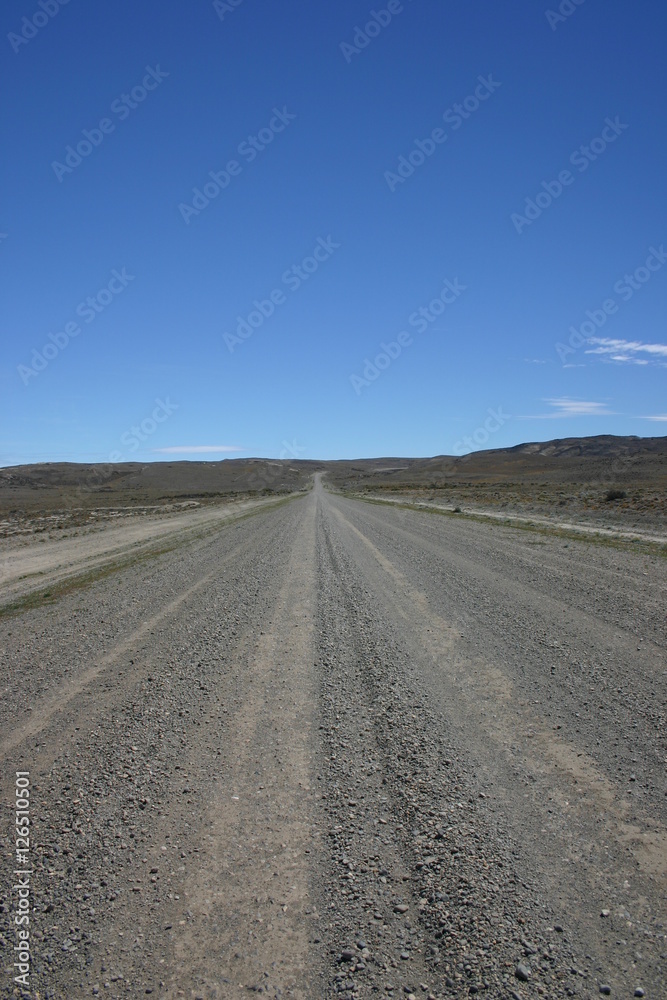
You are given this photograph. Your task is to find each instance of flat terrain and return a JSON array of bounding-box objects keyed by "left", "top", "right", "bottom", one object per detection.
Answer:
[
  {"left": 1, "top": 477, "right": 665, "bottom": 999},
  {"left": 3, "top": 436, "right": 664, "bottom": 551},
  {"left": 0, "top": 495, "right": 287, "bottom": 610}
]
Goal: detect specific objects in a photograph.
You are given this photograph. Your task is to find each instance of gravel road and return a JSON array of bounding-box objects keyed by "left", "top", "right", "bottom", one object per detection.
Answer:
[
  {"left": 1, "top": 476, "right": 664, "bottom": 999},
  {"left": 0, "top": 496, "right": 281, "bottom": 608}
]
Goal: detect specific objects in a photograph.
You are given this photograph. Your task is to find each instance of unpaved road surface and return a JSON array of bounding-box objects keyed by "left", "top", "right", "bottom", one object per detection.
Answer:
[
  {"left": 0, "top": 496, "right": 285, "bottom": 608},
  {"left": 1, "top": 477, "right": 665, "bottom": 999},
  {"left": 359, "top": 494, "right": 667, "bottom": 547}
]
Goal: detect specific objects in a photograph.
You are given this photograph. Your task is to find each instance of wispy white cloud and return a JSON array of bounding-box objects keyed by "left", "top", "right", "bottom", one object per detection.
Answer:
[
  {"left": 545, "top": 398, "right": 613, "bottom": 417},
  {"left": 585, "top": 337, "right": 667, "bottom": 363},
  {"left": 642, "top": 414, "right": 667, "bottom": 422},
  {"left": 518, "top": 398, "right": 614, "bottom": 419},
  {"left": 152, "top": 445, "right": 243, "bottom": 454}
]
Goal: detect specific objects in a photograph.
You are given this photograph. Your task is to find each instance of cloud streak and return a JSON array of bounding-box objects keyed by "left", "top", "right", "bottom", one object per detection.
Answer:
[
  {"left": 585, "top": 337, "right": 667, "bottom": 364},
  {"left": 518, "top": 398, "right": 614, "bottom": 419},
  {"left": 152, "top": 445, "right": 243, "bottom": 454}
]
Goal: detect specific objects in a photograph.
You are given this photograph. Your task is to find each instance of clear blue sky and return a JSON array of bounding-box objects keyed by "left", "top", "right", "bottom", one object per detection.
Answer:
[{"left": 2, "top": 0, "right": 665, "bottom": 464}]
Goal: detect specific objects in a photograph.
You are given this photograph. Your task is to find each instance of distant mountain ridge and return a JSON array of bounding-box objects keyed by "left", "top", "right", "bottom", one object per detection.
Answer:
[{"left": 0, "top": 435, "right": 665, "bottom": 506}]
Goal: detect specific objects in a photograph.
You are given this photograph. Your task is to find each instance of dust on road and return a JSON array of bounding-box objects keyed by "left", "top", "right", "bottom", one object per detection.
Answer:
[{"left": 1, "top": 476, "right": 664, "bottom": 998}]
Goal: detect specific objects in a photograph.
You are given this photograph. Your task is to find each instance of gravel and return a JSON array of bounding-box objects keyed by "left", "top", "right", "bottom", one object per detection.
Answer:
[{"left": 0, "top": 477, "right": 664, "bottom": 998}]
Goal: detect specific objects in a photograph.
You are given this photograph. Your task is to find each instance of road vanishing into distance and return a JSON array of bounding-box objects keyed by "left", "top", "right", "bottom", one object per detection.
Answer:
[{"left": 1, "top": 476, "right": 665, "bottom": 999}]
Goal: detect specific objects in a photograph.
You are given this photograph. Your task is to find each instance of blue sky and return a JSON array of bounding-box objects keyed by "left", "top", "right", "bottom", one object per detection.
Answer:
[{"left": 2, "top": 0, "right": 665, "bottom": 464}]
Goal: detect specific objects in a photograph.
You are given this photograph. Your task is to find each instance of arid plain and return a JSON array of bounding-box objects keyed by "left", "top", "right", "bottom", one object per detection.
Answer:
[{"left": 1, "top": 436, "right": 665, "bottom": 999}]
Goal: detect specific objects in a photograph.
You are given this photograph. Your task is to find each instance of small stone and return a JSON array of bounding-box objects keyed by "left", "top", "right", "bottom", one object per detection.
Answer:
[
  {"left": 515, "top": 964, "right": 531, "bottom": 982},
  {"left": 600, "top": 909, "right": 610, "bottom": 918},
  {"left": 394, "top": 904, "right": 409, "bottom": 914},
  {"left": 340, "top": 949, "right": 355, "bottom": 963},
  {"left": 634, "top": 990, "right": 644, "bottom": 998},
  {"left": 599, "top": 987, "right": 611, "bottom": 996}
]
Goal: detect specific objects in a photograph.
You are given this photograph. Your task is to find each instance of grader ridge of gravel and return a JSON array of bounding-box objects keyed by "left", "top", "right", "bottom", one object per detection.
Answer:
[{"left": 0, "top": 476, "right": 664, "bottom": 999}]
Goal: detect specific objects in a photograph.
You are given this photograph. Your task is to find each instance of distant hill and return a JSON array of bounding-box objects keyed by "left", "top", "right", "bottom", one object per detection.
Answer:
[
  {"left": 1, "top": 436, "right": 665, "bottom": 512},
  {"left": 0, "top": 458, "right": 325, "bottom": 511},
  {"left": 326, "top": 435, "right": 667, "bottom": 489}
]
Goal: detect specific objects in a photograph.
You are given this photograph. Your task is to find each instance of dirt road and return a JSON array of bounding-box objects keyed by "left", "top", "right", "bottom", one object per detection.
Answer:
[
  {"left": 0, "top": 496, "right": 285, "bottom": 609},
  {"left": 1, "top": 476, "right": 665, "bottom": 999}
]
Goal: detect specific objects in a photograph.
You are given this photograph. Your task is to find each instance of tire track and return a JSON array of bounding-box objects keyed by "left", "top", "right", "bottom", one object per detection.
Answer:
[
  {"left": 2, "top": 478, "right": 664, "bottom": 999},
  {"left": 0, "top": 501, "right": 299, "bottom": 762},
  {"left": 325, "top": 493, "right": 666, "bottom": 996},
  {"left": 157, "top": 492, "right": 320, "bottom": 998}
]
